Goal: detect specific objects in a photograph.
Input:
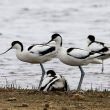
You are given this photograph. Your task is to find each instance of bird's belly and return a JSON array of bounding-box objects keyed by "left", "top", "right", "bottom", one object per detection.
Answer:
[
  {"left": 58, "top": 53, "right": 86, "bottom": 66},
  {"left": 16, "top": 53, "right": 52, "bottom": 64}
]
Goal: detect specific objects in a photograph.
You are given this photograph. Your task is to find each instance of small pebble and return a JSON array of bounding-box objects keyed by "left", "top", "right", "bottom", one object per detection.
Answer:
[
  {"left": 73, "top": 93, "right": 85, "bottom": 100},
  {"left": 62, "top": 107, "right": 68, "bottom": 110},
  {"left": 14, "top": 103, "right": 29, "bottom": 107},
  {"left": 1, "top": 109, "right": 8, "bottom": 110},
  {"left": 21, "top": 103, "right": 29, "bottom": 107},
  {"left": 44, "top": 103, "right": 49, "bottom": 108},
  {"left": 43, "top": 108, "right": 48, "bottom": 110},
  {"left": 7, "top": 97, "right": 16, "bottom": 101}
]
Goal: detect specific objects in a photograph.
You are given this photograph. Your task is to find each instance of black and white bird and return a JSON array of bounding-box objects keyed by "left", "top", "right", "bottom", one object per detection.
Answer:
[
  {"left": 87, "top": 35, "right": 110, "bottom": 73},
  {"left": 0, "top": 41, "right": 57, "bottom": 89},
  {"left": 46, "top": 33, "right": 102, "bottom": 90},
  {"left": 40, "top": 70, "right": 69, "bottom": 91}
]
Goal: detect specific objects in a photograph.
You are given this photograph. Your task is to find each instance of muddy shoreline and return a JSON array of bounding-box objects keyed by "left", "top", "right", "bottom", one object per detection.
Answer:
[{"left": 0, "top": 88, "right": 110, "bottom": 110}]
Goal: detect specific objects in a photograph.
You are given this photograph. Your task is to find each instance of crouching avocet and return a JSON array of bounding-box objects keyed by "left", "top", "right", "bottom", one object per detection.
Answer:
[
  {"left": 87, "top": 35, "right": 110, "bottom": 73},
  {"left": 46, "top": 33, "right": 102, "bottom": 91},
  {"left": 40, "top": 70, "right": 69, "bottom": 91},
  {"left": 0, "top": 41, "right": 57, "bottom": 89}
]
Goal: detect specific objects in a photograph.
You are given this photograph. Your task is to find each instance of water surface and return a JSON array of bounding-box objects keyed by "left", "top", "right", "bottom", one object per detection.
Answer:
[{"left": 0, "top": 0, "right": 110, "bottom": 90}]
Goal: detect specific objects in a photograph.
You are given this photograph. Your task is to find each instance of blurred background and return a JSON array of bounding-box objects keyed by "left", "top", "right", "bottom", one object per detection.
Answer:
[{"left": 0, "top": 0, "right": 110, "bottom": 90}]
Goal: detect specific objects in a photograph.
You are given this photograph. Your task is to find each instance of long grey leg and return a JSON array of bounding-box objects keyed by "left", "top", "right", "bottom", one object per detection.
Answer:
[
  {"left": 38, "top": 63, "right": 45, "bottom": 90},
  {"left": 77, "top": 66, "right": 85, "bottom": 91},
  {"left": 102, "top": 60, "right": 104, "bottom": 73}
]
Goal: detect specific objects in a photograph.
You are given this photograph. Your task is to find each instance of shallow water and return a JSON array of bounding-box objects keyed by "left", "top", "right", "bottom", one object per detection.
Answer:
[{"left": 0, "top": 0, "right": 110, "bottom": 90}]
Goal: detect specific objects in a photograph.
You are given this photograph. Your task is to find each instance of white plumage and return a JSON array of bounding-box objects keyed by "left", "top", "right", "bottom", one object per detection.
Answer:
[
  {"left": 17, "top": 45, "right": 56, "bottom": 63},
  {"left": 88, "top": 43, "right": 104, "bottom": 52},
  {"left": 68, "top": 48, "right": 90, "bottom": 58}
]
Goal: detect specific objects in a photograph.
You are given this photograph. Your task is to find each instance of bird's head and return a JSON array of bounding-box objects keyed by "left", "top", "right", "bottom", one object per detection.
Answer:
[
  {"left": 47, "top": 70, "right": 56, "bottom": 77},
  {"left": 87, "top": 35, "right": 95, "bottom": 42},
  {"left": 0, "top": 41, "right": 23, "bottom": 55},
  {"left": 46, "top": 33, "right": 62, "bottom": 46}
]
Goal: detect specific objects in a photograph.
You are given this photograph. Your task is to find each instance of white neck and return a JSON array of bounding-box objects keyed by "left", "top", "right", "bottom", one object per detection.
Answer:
[
  {"left": 87, "top": 39, "right": 92, "bottom": 46},
  {"left": 55, "top": 37, "right": 62, "bottom": 50},
  {"left": 13, "top": 44, "right": 23, "bottom": 52}
]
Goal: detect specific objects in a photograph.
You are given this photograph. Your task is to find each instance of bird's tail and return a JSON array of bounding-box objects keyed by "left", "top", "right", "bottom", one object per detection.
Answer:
[
  {"left": 64, "top": 80, "right": 70, "bottom": 91},
  {"left": 83, "top": 53, "right": 102, "bottom": 64},
  {"left": 89, "top": 58, "right": 102, "bottom": 64}
]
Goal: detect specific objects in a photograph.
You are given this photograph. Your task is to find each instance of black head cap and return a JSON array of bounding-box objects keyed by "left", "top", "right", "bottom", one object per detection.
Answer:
[
  {"left": 11, "top": 41, "right": 22, "bottom": 46},
  {"left": 88, "top": 35, "right": 95, "bottom": 42},
  {"left": 47, "top": 70, "right": 56, "bottom": 77},
  {"left": 11, "top": 41, "right": 23, "bottom": 51},
  {"left": 51, "top": 33, "right": 62, "bottom": 46},
  {"left": 51, "top": 33, "right": 61, "bottom": 40}
]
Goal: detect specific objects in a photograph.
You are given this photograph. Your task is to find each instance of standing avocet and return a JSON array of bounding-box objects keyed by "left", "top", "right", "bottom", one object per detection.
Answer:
[
  {"left": 0, "top": 41, "right": 57, "bottom": 89},
  {"left": 46, "top": 33, "right": 102, "bottom": 90},
  {"left": 40, "top": 70, "right": 69, "bottom": 91},
  {"left": 87, "top": 35, "right": 110, "bottom": 73}
]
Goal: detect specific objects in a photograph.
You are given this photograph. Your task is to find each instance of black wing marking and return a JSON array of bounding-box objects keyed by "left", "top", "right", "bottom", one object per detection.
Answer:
[
  {"left": 67, "top": 48, "right": 74, "bottom": 53},
  {"left": 67, "top": 48, "right": 86, "bottom": 53},
  {"left": 40, "top": 76, "right": 57, "bottom": 91},
  {"left": 97, "top": 47, "right": 108, "bottom": 53},
  {"left": 92, "top": 54, "right": 106, "bottom": 59},
  {"left": 28, "top": 43, "right": 50, "bottom": 51},
  {"left": 67, "top": 53, "right": 91, "bottom": 59},
  {"left": 91, "top": 47, "right": 109, "bottom": 53},
  {"left": 39, "top": 47, "right": 55, "bottom": 55},
  {"left": 95, "top": 41, "right": 105, "bottom": 46},
  {"left": 47, "top": 75, "right": 68, "bottom": 91},
  {"left": 47, "top": 76, "right": 59, "bottom": 91},
  {"left": 28, "top": 45, "right": 34, "bottom": 51},
  {"left": 88, "top": 41, "right": 105, "bottom": 47},
  {"left": 88, "top": 42, "right": 93, "bottom": 46},
  {"left": 64, "top": 80, "right": 68, "bottom": 91}
]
